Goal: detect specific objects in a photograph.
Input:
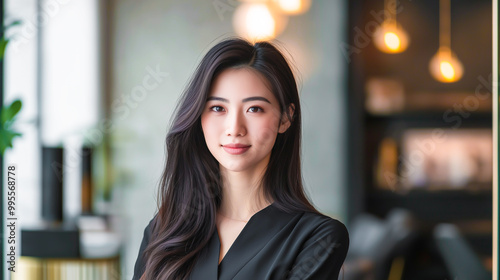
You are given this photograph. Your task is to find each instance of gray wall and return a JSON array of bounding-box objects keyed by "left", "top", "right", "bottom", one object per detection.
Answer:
[{"left": 109, "top": 0, "right": 347, "bottom": 278}]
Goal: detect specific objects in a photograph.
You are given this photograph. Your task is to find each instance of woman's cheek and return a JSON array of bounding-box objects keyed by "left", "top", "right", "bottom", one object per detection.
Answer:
[
  {"left": 201, "top": 117, "right": 216, "bottom": 145},
  {"left": 257, "top": 123, "right": 279, "bottom": 145}
]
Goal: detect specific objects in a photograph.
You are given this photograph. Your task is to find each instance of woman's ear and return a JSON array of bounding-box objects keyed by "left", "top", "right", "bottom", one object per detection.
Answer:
[{"left": 278, "top": 103, "right": 295, "bottom": 133}]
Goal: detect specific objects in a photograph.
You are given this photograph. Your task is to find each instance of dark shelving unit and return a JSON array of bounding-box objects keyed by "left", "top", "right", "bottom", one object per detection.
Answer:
[{"left": 346, "top": 0, "right": 493, "bottom": 278}]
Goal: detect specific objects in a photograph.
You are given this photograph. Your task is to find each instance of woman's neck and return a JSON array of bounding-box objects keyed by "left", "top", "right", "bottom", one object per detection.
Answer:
[{"left": 218, "top": 168, "right": 272, "bottom": 221}]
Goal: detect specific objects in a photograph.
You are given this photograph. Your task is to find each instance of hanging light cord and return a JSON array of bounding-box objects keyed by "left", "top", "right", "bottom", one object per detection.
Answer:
[
  {"left": 384, "top": 0, "right": 397, "bottom": 23},
  {"left": 440, "top": 0, "right": 451, "bottom": 50}
]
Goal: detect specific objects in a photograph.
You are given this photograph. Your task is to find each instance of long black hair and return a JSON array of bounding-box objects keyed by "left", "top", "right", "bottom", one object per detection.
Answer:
[{"left": 141, "top": 38, "right": 320, "bottom": 280}]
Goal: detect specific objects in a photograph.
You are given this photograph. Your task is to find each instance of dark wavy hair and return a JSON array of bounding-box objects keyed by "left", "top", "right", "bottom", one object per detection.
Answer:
[{"left": 141, "top": 38, "right": 320, "bottom": 280}]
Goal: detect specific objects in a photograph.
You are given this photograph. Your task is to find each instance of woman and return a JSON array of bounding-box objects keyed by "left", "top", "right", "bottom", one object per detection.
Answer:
[{"left": 133, "top": 38, "right": 349, "bottom": 280}]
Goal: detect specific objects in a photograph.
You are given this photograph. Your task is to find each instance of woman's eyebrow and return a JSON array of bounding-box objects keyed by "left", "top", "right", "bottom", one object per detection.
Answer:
[{"left": 206, "top": 96, "right": 271, "bottom": 104}]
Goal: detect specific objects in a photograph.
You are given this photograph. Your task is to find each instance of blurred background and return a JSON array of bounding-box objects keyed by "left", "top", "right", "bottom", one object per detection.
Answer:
[{"left": 0, "top": 0, "right": 494, "bottom": 279}]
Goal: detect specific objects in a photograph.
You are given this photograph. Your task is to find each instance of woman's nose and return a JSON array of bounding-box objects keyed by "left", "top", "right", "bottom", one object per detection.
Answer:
[{"left": 225, "top": 111, "right": 246, "bottom": 137}]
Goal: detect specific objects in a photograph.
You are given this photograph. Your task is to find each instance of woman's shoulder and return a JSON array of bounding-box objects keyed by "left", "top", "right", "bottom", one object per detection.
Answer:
[
  {"left": 271, "top": 204, "right": 348, "bottom": 238},
  {"left": 281, "top": 211, "right": 349, "bottom": 279},
  {"left": 142, "top": 214, "right": 159, "bottom": 239},
  {"left": 297, "top": 211, "right": 349, "bottom": 241}
]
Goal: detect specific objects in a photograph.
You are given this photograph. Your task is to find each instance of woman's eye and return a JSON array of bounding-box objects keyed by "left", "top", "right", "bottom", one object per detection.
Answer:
[
  {"left": 210, "top": 106, "right": 225, "bottom": 112},
  {"left": 248, "top": 107, "right": 263, "bottom": 113}
]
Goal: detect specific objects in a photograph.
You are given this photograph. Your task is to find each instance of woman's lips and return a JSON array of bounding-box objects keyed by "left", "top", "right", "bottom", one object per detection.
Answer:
[{"left": 222, "top": 144, "right": 251, "bottom": 155}]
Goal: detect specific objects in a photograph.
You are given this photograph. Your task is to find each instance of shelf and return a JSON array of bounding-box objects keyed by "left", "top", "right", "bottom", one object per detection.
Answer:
[
  {"left": 13, "top": 256, "right": 120, "bottom": 280},
  {"left": 366, "top": 189, "right": 492, "bottom": 222},
  {"left": 365, "top": 111, "right": 492, "bottom": 128}
]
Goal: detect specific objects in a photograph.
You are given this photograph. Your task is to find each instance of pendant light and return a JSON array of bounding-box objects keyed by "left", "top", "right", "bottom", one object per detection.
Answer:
[
  {"left": 233, "top": 2, "right": 288, "bottom": 41},
  {"left": 373, "top": 0, "right": 410, "bottom": 53},
  {"left": 273, "top": 0, "right": 312, "bottom": 15},
  {"left": 429, "top": 0, "right": 463, "bottom": 83}
]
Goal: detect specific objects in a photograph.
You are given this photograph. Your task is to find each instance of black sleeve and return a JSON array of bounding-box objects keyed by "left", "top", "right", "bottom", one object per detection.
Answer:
[
  {"left": 286, "top": 219, "right": 349, "bottom": 280},
  {"left": 132, "top": 218, "right": 155, "bottom": 280}
]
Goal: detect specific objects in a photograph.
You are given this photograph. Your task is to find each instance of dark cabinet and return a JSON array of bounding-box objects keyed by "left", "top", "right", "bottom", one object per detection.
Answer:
[{"left": 346, "top": 0, "right": 493, "bottom": 278}]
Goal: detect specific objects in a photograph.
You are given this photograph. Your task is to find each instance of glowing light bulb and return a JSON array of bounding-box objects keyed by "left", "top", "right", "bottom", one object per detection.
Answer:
[
  {"left": 233, "top": 3, "right": 287, "bottom": 41},
  {"left": 373, "top": 22, "right": 409, "bottom": 53},
  {"left": 440, "top": 61, "right": 455, "bottom": 81},
  {"left": 246, "top": 5, "right": 275, "bottom": 39},
  {"left": 274, "top": 0, "right": 311, "bottom": 15},
  {"left": 429, "top": 48, "right": 463, "bottom": 83},
  {"left": 384, "top": 32, "right": 401, "bottom": 51}
]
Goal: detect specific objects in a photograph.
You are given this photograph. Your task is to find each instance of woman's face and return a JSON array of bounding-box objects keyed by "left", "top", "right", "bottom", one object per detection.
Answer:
[{"left": 201, "top": 68, "right": 291, "bottom": 175}]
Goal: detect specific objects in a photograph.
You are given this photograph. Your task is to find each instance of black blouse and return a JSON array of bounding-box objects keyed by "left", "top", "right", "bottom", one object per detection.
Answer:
[{"left": 132, "top": 203, "right": 349, "bottom": 280}]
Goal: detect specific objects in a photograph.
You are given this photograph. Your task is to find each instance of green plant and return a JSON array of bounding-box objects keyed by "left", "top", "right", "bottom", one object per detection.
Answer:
[
  {"left": 0, "top": 99, "right": 22, "bottom": 155},
  {"left": 0, "top": 20, "right": 23, "bottom": 155},
  {"left": 0, "top": 20, "right": 21, "bottom": 59}
]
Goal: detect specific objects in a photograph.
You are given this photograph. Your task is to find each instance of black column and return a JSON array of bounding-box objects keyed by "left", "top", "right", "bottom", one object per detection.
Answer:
[{"left": 41, "top": 147, "right": 64, "bottom": 223}]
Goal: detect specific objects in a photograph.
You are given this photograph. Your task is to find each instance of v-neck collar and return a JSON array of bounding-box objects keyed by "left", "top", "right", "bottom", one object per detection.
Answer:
[
  {"left": 189, "top": 202, "right": 298, "bottom": 280},
  {"left": 216, "top": 202, "right": 275, "bottom": 266}
]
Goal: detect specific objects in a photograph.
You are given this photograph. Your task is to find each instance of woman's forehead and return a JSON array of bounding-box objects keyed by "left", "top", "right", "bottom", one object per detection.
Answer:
[{"left": 208, "top": 68, "right": 276, "bottom": 101}]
